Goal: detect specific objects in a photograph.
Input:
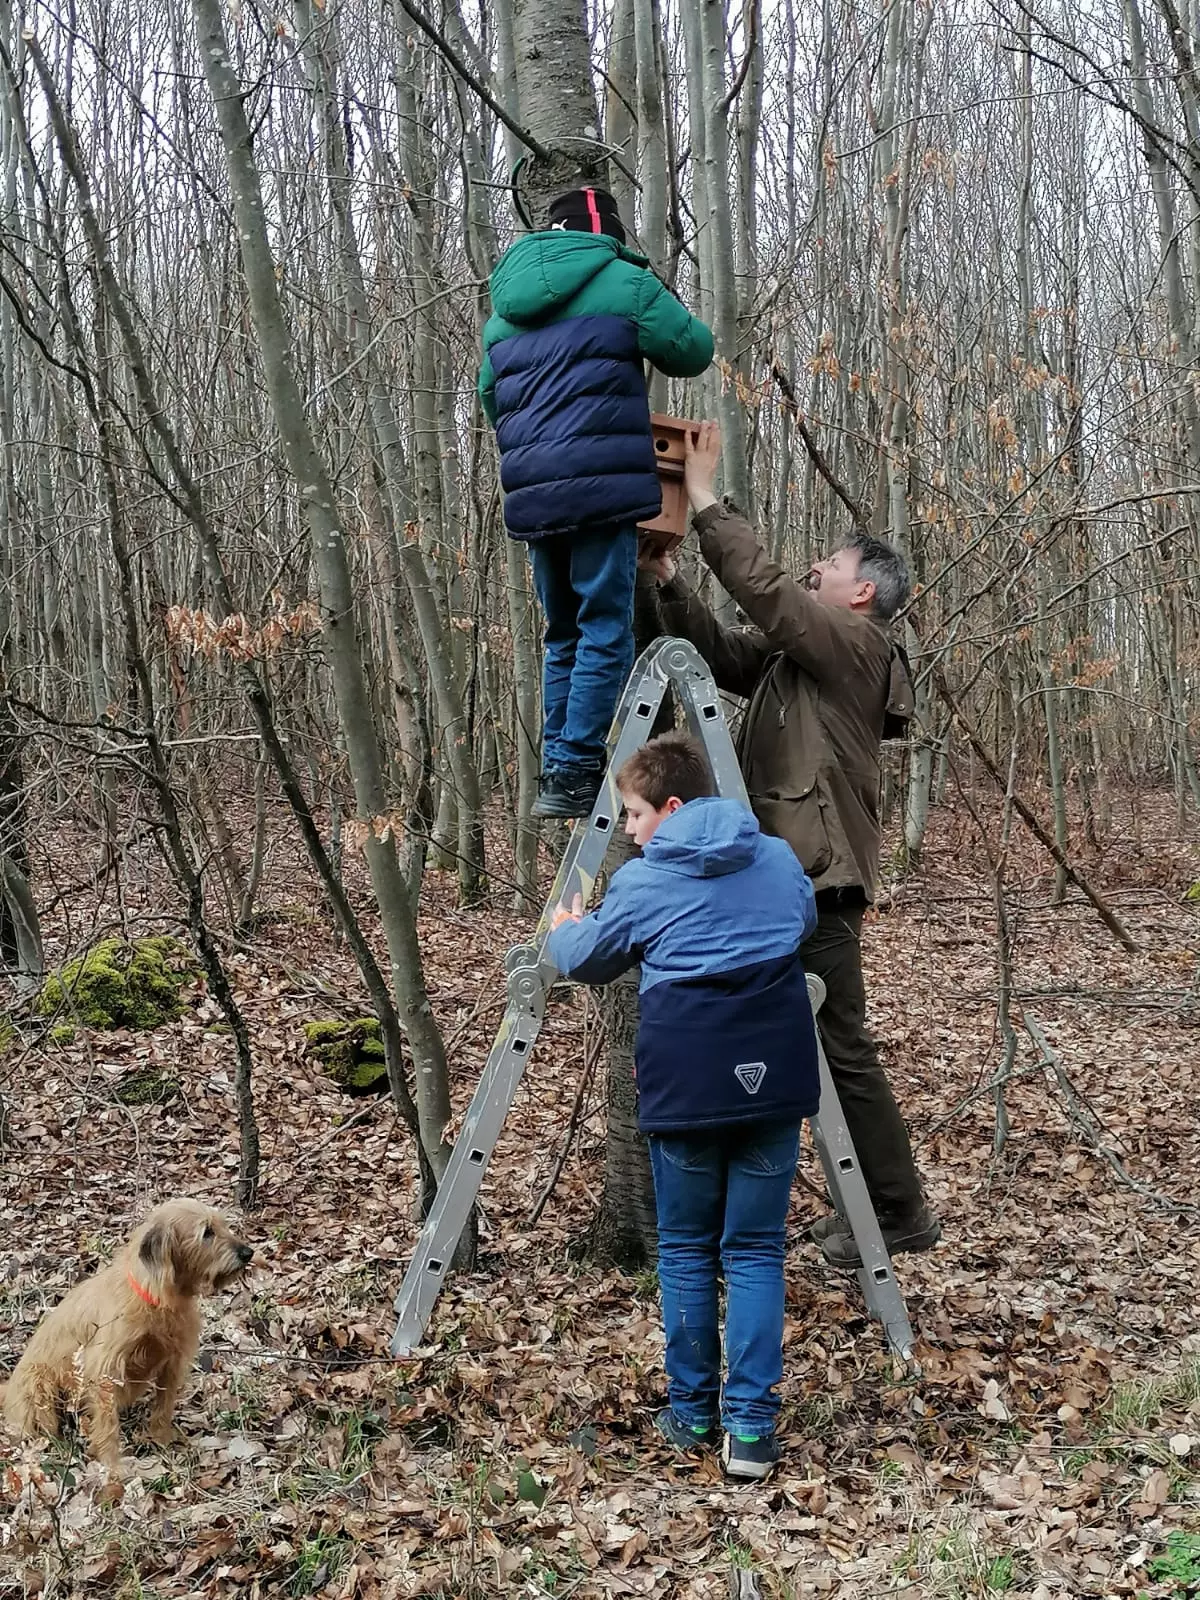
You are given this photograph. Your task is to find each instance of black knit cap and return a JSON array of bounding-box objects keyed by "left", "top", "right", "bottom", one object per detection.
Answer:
[{"left": 546, "top": 187, "right": 627, "bottom": 244}]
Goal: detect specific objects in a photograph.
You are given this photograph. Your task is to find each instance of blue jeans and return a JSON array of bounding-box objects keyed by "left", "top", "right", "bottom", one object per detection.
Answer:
[
  {"left": 648, "top": 1122, "right": 800, "bottom": 1439},
  {"left": 528, "top": 529, "right": 637, "bottom": 773}
]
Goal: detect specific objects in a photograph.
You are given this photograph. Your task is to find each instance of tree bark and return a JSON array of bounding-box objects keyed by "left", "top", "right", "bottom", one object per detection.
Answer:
[
  {"left": 511, "top": 0, "right": 604, "bottom": 217},
  {"left": 578, "top": 963, "right": 658, "bottom": 1268},
  {"left": 191, "top": 0, "right": 457, "bottom": 1190}
]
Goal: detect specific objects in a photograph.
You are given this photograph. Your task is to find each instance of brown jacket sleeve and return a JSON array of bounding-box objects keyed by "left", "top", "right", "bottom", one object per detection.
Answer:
[
  {"left": 654, "top": 571, "right": 770, "bottom": 699},
  {"left": 693, "top": 502, "right": 885, "bottom": 683}
]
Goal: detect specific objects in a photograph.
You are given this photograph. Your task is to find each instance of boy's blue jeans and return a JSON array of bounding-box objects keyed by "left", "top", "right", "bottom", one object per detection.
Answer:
[
  {"left": 648, "top": 1122, "right": 800, "bottom": 1439},
  {"left": 528, "top": 528, "right": 637, "bottom": 775}
]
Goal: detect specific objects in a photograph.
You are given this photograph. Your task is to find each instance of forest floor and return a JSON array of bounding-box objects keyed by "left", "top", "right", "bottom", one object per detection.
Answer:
[{"left": 2, "top": 785, "right": 1199, "bottom": 1600}]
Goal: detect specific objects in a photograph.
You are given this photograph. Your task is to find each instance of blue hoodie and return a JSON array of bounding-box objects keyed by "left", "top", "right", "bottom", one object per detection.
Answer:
[{"left": 548, "top": 798, "right": 821, "bottom": 1133}]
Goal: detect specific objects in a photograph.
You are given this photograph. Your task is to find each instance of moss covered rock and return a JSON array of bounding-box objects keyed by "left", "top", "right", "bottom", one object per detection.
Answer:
[
  {"left": 48, "top": 1023, "right": 76, "bottom": 1047},
  {"left": 303, "top": 1018, "right": 389, "bottom": 1096},
  {"left": 37, "top": 937, "right": 195, "bottom": 1030},
  {"left": 114, "top": 1068, "right": 180, "bottom": 1106}
]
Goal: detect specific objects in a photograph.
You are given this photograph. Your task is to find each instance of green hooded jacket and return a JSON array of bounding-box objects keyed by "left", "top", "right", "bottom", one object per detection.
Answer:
[{"left": 478, "top": 232, "right": 713, "bottom": 425}]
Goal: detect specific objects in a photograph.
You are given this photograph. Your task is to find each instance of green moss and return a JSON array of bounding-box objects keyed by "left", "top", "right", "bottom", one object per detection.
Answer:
[
  {"left": 37, "top": 937, "right": 195, "bottom": 1030},
  {"left": 302, "top": 1018, "right": 389, "bottom": 1096},
  {"left": 1148, "top": 1531, "right": 1200, "bottom": 1587},
  {"left": 114, "top": 1068, "right": 180, "bottom": 1106},
  {"left": 0, "top": 1017, "right": 15, "bottom": 1053},
  {"left": 48, "top": 1023, "right": 76, "bottom": 1047}
]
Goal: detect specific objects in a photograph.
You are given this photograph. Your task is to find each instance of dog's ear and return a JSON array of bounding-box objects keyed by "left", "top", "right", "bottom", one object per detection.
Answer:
[
  {"left": 139, "top": 1224, "right": 166, "bottom": 1270},
  {"left": 138, "top": 1217, "right": 181, "bottom": 1294}
]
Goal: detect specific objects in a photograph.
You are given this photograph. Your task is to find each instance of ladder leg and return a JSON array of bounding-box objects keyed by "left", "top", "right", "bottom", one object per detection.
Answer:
[
  {"left": 390, "top": 965, "right": 543, "bottom": 1354},
  {"left": 391, "top": 643, "right": 678, "bottom": 1355},
  {"left": 529, "top": 648, "right": 675, "bottom": 966},
  {"left": 670, "top": 644, "right": 747, "bottom": 799},
  {"left": 805, "top": 975, "right": 915, "bottom": 1361}
]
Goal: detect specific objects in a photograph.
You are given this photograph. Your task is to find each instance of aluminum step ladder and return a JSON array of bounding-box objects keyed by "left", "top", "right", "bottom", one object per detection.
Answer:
[{"left": 391, "top": 637, "right": 915, "bottom": 1361}]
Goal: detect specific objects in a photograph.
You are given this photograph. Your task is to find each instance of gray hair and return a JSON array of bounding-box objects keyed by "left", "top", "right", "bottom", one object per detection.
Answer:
[{"left": 842, "top": 532, "right": 911, "bottom": 622}]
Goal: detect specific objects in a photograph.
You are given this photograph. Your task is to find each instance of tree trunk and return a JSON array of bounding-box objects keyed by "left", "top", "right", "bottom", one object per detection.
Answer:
[
  {"left": 511, "top": 0, "right": 604, "bottom": 217},
  {"left": 0, "top": 680, "right": 36, "bottom": 981},
  {"left": 6, "top": 11, "right": 437, "bottom": 1202},
  {"left": 505, "top": 530, "right": 541, "bottom": 903},
  {"left": 191, "top": 0, "right": 456, "bottom": 1188},
  {"left": 303, "top": 0, "right": 486, "bottom": 905},
  {"left": 578, "top": 963, "right": 657, "bottom": 1268},
  {"left": 580, "top": 579, "right": 673, "bottom": 1265},
  {"left": 606, "top": 0, "right": 638, "bottom": 221},
  {"left": 690, "top": 0, "right": 751, "bottom": 512},
  {"left": 632, "top": 0, "right": 668, "bottom": 273}
]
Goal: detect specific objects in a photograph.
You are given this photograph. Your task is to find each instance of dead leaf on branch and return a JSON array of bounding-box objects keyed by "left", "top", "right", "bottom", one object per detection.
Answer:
[{"left": 164, "top": 598, "right": 320, "bottom": 662}]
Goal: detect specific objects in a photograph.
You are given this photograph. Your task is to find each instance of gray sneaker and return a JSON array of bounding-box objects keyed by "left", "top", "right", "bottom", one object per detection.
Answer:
[
  {"left": 654, "top": 1407, "right": 717, "bottom": 1453},
  {"left": 722, "top": 1431, "right": 781, "bottom": 1481}
]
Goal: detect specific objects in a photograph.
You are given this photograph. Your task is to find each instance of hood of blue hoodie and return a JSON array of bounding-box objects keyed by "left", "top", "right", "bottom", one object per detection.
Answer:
[
  {"left": 489, "top": 231, "right": 649, "bottom": 326},
  {"left": 642, "top": 797, "right": 760, "bottom": 878}
]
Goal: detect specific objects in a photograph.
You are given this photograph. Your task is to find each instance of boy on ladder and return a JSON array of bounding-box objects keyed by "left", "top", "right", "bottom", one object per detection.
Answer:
[
  {"left": 548, "top": 732, "right": 819, "bottom": 1480},
  {"left": 479, "top": 188, "right": 713, "bottom": 818}
]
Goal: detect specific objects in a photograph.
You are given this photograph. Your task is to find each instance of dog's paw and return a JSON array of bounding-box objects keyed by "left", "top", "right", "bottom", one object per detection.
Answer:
[{"left": 145, "top": 1421, "right": 179, "bottom": 1449}]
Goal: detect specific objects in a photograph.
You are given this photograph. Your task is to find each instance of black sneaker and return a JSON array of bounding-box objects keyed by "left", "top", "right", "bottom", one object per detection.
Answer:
[
  {"left": 654, "top": 1407, "right": 717, "bottom": 1454},
  {"left": 820, "top": 1203, "right": 942, "bottom": 1269},
  {"left": 722, "top": 1431, "right": 781, "bottom": 1481},
  {"left": 531, "top": 769, "right": 602, "bottom": 820}
]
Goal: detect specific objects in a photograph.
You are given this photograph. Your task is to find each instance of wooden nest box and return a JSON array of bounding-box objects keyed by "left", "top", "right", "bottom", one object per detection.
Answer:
[{"left": 637, "top": 414, "right": 692, "bottom": 556}]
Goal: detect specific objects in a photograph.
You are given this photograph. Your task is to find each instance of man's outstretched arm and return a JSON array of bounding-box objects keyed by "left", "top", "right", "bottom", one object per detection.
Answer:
[
  {"left": 642, "top": 559, "right": 769, "bottom": 700},
  {"left": 683, "top": 423, "right": 884, "bottom": 683}
]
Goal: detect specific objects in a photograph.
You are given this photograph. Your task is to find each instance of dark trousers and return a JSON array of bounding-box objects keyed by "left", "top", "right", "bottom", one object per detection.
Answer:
[{"left": 800, "top": 892, "right": 924, "bottom": 1217}]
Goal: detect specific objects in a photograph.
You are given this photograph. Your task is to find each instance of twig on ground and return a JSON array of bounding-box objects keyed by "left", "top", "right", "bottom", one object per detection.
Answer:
[
  {"left": 793, "top": 1158, "right": 831, "bottom": 1206},
  {"left": 1025, "top": 1013, "right": 1199, "bottom": 1214},
  {"left": 528, "top": 1000, "right": 606, "bottom": 1225},
  {"left": 293, "top": 1101, "right": 394, "bottom": 1168},
  {"left": 927, "top": 1058, "right": 1049, "bottom": 1133},
  {"left": 442, "top": 980, "right": 507, "bottom": 1061}
]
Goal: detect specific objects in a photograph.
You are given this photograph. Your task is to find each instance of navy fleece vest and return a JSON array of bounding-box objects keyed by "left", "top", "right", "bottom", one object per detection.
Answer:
[{"left": 634, "top": 950, "right": 820, "bottom": 1134}]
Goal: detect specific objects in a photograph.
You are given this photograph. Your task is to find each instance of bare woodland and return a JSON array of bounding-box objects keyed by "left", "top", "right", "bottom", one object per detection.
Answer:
[{"left": 1, "top": 0, "right": 1200, "bottom": 1593}]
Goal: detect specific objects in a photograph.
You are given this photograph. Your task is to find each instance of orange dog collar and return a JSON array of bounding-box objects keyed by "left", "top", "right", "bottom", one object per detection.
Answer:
[{"left": 127, "top": 1271, "right": 161, "bottom": 1309}]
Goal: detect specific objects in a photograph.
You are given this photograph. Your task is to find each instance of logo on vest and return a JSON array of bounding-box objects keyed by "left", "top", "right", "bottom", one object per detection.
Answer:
[{"left": 734, "top": 1061, "right": 767, "bottom": 1095}]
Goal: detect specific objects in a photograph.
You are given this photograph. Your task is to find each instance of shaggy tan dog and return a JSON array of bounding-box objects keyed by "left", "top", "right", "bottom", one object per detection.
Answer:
[{"left": 1, "top": 1199, "right": 252, "bottom": 1471}]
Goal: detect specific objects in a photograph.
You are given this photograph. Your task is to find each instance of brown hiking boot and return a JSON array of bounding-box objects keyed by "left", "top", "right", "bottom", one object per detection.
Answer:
[{"left": 820, "top": 1205, "right": 941, "bottom": 1269}]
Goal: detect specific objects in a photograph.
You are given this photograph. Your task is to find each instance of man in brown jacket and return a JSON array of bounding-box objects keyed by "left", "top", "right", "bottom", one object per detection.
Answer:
[{"left": 640, "top": 422, "right": 939, "bottom": 1267}]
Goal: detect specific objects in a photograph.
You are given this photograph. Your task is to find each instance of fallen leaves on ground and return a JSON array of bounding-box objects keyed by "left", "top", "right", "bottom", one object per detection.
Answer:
[{"left": 1, "top": 790, "right": 1199, "bottom": 1598}]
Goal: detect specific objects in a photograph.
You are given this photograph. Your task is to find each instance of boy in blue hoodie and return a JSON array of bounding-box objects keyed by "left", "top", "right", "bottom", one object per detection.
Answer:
[
  {"left": 548, "top": 732, "right": 819, "bottom": 1480},
  {"left": 479, "top": 188, "right": 713, "bottom": 820}
]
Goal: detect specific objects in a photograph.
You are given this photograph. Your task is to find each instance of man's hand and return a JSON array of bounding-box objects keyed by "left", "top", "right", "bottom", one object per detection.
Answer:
[
  {"left": 638, "top": 545, "right": 677, "bottom": 585},
  {"left": 551, "top": 893, "right": 585, "bottom": 930},
  {"left": 684, "top": 420, "right": 722, "bottom": 515}
]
